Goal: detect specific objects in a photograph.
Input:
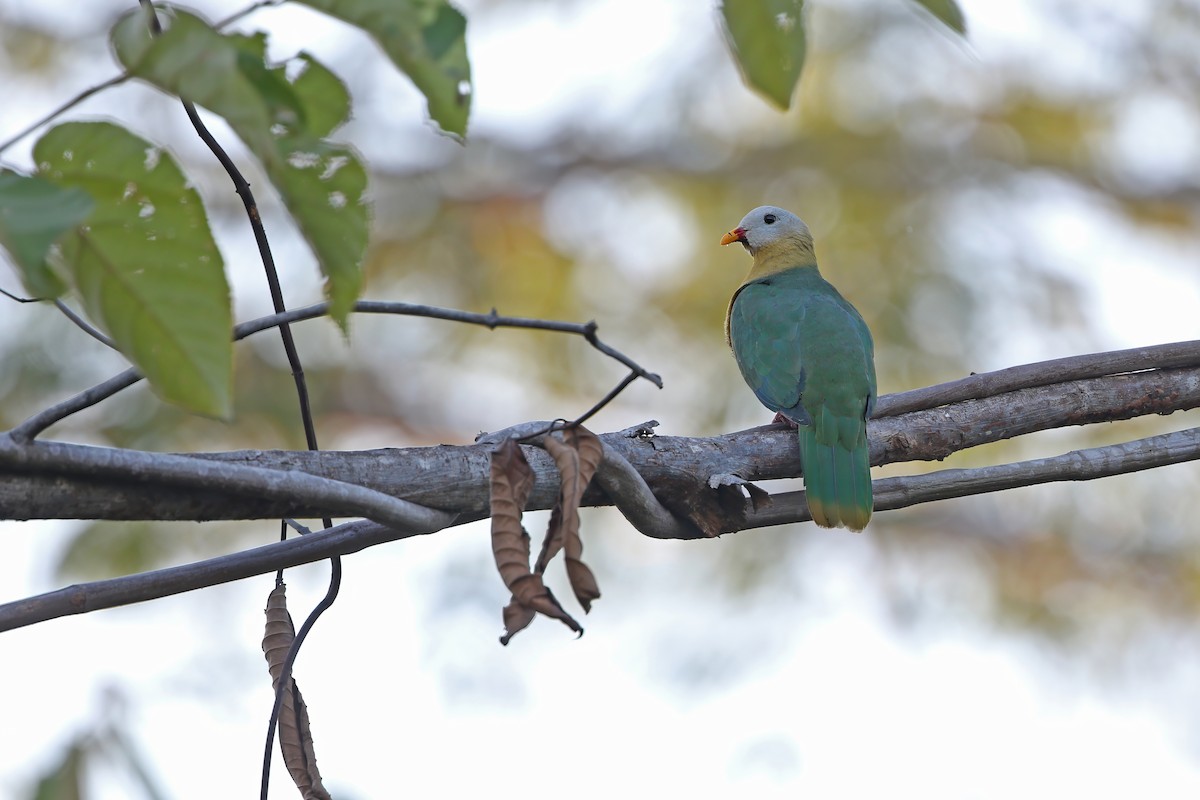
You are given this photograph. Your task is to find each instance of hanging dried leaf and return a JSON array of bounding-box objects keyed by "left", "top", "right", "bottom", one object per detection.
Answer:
[
  {"left": 543, "top": 427, "right": 604, "bottom": 611},
  {"left": 263, "top": 583, "right": 332, "bottom": 800},
  {"left": 535, "top": 436, "right": 576, "bottom": 573},
  {"left": 490, "top": 438, "right": 537, "bottom": 591},
  {"left": 490, "top": 438, "right": 582, "bottom": 644},
  {"left": 500, "top": 597, "right": 536, "bottom": 645}
]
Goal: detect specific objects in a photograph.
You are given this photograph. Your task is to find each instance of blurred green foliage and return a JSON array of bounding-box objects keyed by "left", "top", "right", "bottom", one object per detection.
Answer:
[{"left": 0, "top": 0, "right": 1198, "bottom": 680}]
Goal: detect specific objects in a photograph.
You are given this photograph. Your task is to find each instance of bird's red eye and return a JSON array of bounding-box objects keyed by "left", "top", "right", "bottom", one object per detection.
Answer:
[{"left": 764, "top": 214, "right": 777, "bottom": 224}]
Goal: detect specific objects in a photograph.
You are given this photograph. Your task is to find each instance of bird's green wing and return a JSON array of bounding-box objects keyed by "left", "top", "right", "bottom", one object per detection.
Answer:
[
  {"left": 729, "top": 267, "right": 876, "bottom": 529},
  {"left": 729, "top": 278, "right": 811, "bottom": 423}
]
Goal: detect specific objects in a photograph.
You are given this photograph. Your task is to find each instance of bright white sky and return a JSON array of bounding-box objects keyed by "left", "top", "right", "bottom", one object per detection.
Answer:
[{"left": 2, "top": 0, "right": 1199, "bottom": 798}]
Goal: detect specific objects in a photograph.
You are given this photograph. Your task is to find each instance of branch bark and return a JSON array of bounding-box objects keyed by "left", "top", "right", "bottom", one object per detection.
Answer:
[
  {"left": 2, "top": 361, "right": 1196, "bottom": 523},
  {"left": 1, "top": 344, "right": 1198, "bottom": 632},
  {"left": 3, "top": 426, "right": 1197, "bottom": 633}
]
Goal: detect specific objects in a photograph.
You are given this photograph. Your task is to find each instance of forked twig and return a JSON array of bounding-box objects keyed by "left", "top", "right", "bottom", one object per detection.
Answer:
[{"left": 8, "top": 300, "right": 662, "bottom": 442}]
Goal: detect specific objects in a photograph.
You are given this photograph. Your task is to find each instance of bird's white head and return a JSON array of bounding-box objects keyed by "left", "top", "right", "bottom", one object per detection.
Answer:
[{"left": 720, "top": 205, "right": 813, "bottom": 259}]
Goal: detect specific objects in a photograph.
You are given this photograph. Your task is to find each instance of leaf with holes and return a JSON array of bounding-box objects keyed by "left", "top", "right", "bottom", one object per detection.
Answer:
[
  {"left": 112, "top": 9, "right": 367, "bottom": 330},
  {"left": 33, "top": 122, "right": 232, "bottom": 418},
  {"left": 720, "top": 0, "right": 807, "bottom": 110},
  {"left": 0, "top": 171, "right": 94, "bottom": 298},
  {"left": 263, "top": 583, "right": 332, "bottom": 800},
  {"left": 295, "top": 0, "right": 471, "bottom": 137}
]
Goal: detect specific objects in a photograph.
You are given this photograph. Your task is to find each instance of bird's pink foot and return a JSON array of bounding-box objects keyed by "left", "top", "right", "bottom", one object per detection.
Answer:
[{"left": 771, "top": 412, "right": 799, "bottom": 429}]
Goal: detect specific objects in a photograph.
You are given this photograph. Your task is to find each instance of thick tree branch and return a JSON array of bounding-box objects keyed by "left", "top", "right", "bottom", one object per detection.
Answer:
[
  {"left": 0, "top": 434, "right": 455, "bottom": 533},
  {"left": 3, "top": 426, "right": 1196, "bottom": 633},
  {"left": 2, "top": 361, "right": 1195, "bottom": 522},
  {"left": 1, "top": 345, "right": 1198, "bottom": 632}
]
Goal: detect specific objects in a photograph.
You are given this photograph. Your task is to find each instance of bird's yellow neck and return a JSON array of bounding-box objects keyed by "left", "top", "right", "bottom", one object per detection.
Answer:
[
  {"left": 726, "top": 238, "right": 819, "bottom": 348},
  {"left": 743, "top": 237, "right": 818, "bottom": 283}
]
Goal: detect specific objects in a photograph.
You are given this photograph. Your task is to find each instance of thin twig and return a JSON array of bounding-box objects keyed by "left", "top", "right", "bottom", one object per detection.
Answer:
[
  {"left": 0, "top": 519, "right": 394, "bottom": 632},
  {"left": 875, "top": 339, "right": 1200, "bottom": 417},
  {"left": 0, "top": 74, "right": 130, "bottom": 156},
  {"left": 0, "top": 287, "right": 36, "bottom": 302},
  {"left": 8, "top": 299, "right": 660, "bottom": 441},
  {"left": 745, "top": 426, "right": 1200, "bottom": 529},
  {"left": 53, "top": 300, "right": 117, "bottom": 349},
  {"left": 135, "top": 5, "right": 338, "bottom": 795},
  {"left": 10, "top": 368, "right": 142, "bottom": 443},
  {"left": 283, "top": 518, "right": 314, "bottom": 536},
  {"left": 261, "top": 557, "right": 339, "bottom": 800},
  {"left": 1, "top": 289, "right": 120, "bottom": 350},
  {"left": 338, "top": 301, "right": 663, "bottom": 388},
  {"left": 568, "top": 370, "right": 640, "bottom": 428},
  {"left": 214, "top": 0, "right": 285, "bottom": 28},
  {"left": 0, "top": 0, "right": 282, "bottom": 157}
]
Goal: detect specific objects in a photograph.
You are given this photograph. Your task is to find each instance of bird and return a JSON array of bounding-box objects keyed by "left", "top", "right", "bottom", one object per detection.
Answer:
[{"left": 721, "top": 205, "right": 877, "bottom": 531}]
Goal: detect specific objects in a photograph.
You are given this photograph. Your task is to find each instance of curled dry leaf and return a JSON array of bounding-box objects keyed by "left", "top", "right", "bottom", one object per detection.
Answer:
[
  {"left": 490, "top": 438, "right": 536, "bottom": 593},
  {"left": 544, "top": 427, "right": 603, "bottom": 612},
  {"left": 535, "top": 435, "right": 576, "bottom": 573},
  {"left": 490, "top": 438, "right": 582, "bottom": 644},
  {"left": 263, "top": 583, "right": 332, "bottom": 800}
]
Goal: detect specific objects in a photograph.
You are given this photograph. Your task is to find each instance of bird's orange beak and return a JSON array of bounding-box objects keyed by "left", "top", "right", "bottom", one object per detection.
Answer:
[{"left": 720, "top": 227, "right": 746, "bottom": 246}]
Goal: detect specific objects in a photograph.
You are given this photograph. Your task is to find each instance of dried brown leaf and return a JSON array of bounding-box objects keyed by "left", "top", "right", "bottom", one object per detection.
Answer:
[
  {"left": 536, "top": 435, "right": 577, "bottom": 573},
  {"left": 263, "top": 583, "right": 332, "bottom": 800},
  {"left": 566, "top": 425, "right": 604, "bottom": 481},
  {"left": 490, "top": 438, "right": 582, "bottom": 644},
  {"left": 490, "top": 439, "right": 536, "bottom": 592},
  {"left": 565, "top": 557, "right": 601, "bottom": 612},
  {"left": 500, "top": 597, "right": 536, "bottom": 645},
  {"left": 542, "top": 427, "right": 603, "bottom": 612}
]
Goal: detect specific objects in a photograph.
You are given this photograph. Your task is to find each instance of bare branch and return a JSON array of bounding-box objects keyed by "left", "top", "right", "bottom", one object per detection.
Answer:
[
  {"left": 53, "top": 300, "right": 117, "bottom": 349},
  {"left": 0, "top": 519, "right": 392, "bottom": 632},
  {"left": 0, "top": 74, "right": 129, "bottom": 156},
  {"left": 9, "top": 368, "right": 142, "bottom": 443},
  {"left": 0, "top": 289, "right": 118, "bottom": 349},
  {"left": 0, "top": 435, "right": 455, "bottom": 533},
  {"left": 0, "top": 346, "right": 1197, "bottom": 632},
  {"left": 876, "top": 339, "right": 1200, "bottom": 416},
  {"left": 3, "top": 425, "right": 1196, "bottom": 633},
  {"left": 214, "top": 0, "right": 286, "bottom": 28},
  {"left": 0, "top": 0, "right": 282, "bottom": 156},
  {"left": 8, "top": 299, "right": 660, "bottom": 441},
  {"left": 749, "top": 428, "right": 1200, "bottom": 526},
  {"left": 4, "top": 360, "right": 1195, "bottom": 522}
]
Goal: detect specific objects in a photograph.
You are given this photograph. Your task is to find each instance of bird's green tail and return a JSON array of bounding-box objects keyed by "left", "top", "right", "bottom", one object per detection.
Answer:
[{"left": 798, "top": 416, "right": 872, "bottom": 531}]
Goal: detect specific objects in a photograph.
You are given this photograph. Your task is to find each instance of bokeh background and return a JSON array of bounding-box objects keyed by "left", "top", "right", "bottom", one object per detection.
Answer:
[{"left": 2, "top": 0, "right": 1200, "bottom": 797}]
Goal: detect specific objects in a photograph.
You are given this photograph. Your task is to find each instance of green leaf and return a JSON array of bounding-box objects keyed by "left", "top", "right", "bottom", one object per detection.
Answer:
[
  {"left": 112, "top": 8, "right": 368, "bottom": 330},
  {"left": 721, "top": 0, "right": 807, "bottom": 110},
  {"left": 31, "top": 738, "right": 85, "bottom": 800},
  {"left": 274, "top": 133, "right": 368, "bottom": 325},
  {"left": 111, "top": 10, "right": 282, "bottom": 157},
  {"left": 0, "top": 170, "right": 94, "bottom": 298},
  {"left": 295, "top": 0, "right": 472, "bottom": 138},
  {"left": 34, "top": 122, "right": 233, "bottom": 418},
  {"left": 290, "top": 52, "right": 351, "bottom": 138},
  {"left": 909, "top": 0, "right": 967, "bottom": 35}
]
